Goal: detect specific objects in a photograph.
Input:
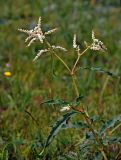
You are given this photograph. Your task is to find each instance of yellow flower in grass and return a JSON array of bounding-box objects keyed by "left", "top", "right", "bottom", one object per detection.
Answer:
[{"left": 4, "top": 71, "right": 12, "bottom": 77}]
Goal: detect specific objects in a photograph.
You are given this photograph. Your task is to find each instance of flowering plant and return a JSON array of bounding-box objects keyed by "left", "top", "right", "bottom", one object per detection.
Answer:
[{"left": 19, "top": 17, "right": 121, "bottom": 160}]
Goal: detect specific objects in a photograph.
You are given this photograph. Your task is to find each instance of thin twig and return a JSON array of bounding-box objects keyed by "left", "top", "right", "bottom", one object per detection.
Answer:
[{"left": 25, "top": 109, "right": 39, "bottom": 126}]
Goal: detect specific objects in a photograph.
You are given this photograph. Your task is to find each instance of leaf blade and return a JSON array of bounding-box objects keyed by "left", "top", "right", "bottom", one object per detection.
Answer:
[
  {"left": 80, "top": 66, "right": 120, "bottom": 78},
  {"left": 100, "top": 114, "right": 121, "bottom": 136},
  {"left": 44, "top": 111, "right": 77, "bottom": 148}
]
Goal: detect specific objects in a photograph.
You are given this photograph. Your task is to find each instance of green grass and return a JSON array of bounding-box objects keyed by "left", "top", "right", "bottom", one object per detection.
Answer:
[{"left": 0, "top": 1, "right": 121, "bottom": 159}]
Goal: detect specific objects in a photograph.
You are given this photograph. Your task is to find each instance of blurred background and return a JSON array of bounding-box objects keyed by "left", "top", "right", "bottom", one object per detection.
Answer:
[{"left": 0, "top": 0, "right": 121, "bottom": 159}]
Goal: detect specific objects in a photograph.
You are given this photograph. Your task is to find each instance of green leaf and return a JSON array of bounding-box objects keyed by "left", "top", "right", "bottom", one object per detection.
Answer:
[
  {"left": 94, "top": 152, "right": 103, "bottom": 160},
  {"left": 103, "top": 136, "right": 121, "bottom": 145},
  {"left": 90, "top": 115, "right": 102, "bottom": 123},
  {"left": 41, "top": 99, "right": 68, "bottom": 107},
  {"left": 1, "top": 144, "right": 9, "bottom": 160},
  {"left": 80, "top": 66, "right": 120, "bottom": 78},
  {"left": 86, "top": 132, "right": 94, "bottom": 140},
  {"left": 76, "top": 95, "right": 85, "bottom": 102},
  {"left": 100, "top": 114, "right": 121, "bottom": 135},
  {"left": 41, "top": 96, "right": 85, "bottom": 108},
  {"left": 62, "top": 121, "right": 87, "bottom": 129},
  {"left": 44, "top": 111, "right": 77, "bottom": 148}
]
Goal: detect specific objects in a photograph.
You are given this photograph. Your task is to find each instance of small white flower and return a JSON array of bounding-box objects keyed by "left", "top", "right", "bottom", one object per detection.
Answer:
[
  {"left": 52, "top": 45, "right": 67, "bottom": 51},
  {"left": 60, "top": 105, "right": 71, "bottom": 112},
  {"left": 73, "top": 34, "right": 80, "bottom": 53},
  {"left": 18, "top": 27, "right": 45, "bottom": 46},
  {"left": 73, "top": 34, "right": 77, "bottom": 49},
  {"left": 92, "top": 30, "right": 95, "bottom": 40},
  {"left": 27, "top": 37, "right": 36, "bottom": 47},
  {"left": 44, "top": 28, "right": 58, "bottom": 35},
  {"left": 77, "top": 45, "right": 80, "bottom": 53},
  {"left": 33, "top": 49, "right": 49, "bottom": 61},
  {"left": 91, "top": 31, "right": 107, "bottom": 52}
]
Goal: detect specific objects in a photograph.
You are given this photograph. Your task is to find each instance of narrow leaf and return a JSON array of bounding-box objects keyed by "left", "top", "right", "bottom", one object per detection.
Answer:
[
  {"left": 44, "top": 111, "right": 77, "bottom": 148},
  {"left": 41, "top": 96, "right": 85, "bottom": 109},
  {"left": 41, "top": 99, "right": 68, "bottom": 107},
  {"left": 80, "top": 67, "right": 120, "bottom": 78},
  {"left": 62, "top": 121, "right": 87, "bottom": 129},
  {"left": 100, "top": 114, "right": 121, "bottom": 135}
]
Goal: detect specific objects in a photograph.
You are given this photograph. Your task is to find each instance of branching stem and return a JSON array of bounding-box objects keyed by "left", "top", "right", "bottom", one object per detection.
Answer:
[
  {"left": 43, "top": 39, "right": 108, "bottom": 160},
  {"left": 72, "top": 46, "right": 90, "bottom": 74},
  {"left": 53, "top": 52, "right": 71, "bottom": 73},
  {"left": 45, "top": 40, "right": 71, "bottom": 73}
]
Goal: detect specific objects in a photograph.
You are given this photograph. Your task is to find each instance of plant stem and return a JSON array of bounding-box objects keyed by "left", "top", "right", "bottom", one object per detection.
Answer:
[
  {"left": 72, "top": 106, "right": 108, "bottom": 160},
  {"left": 70, "top": 47, "right": 90, "bottom": 96},
  {"left": 72, "top": 46, "right": 90, "bottom": 74},
  {"left": 45, "top": 40, "right": 80, "bottom": 94},
  {"left": 53, "top": 52, "right": 71, "bottom": 73},
  {"left": 70, "top": 78, "right": 108, "bottom": 159},
  {"left": 45, "top": 40, "right": 108, "bottom": 159},
  {"left": 45, "top": 40, "right": 71, "bottom": 73},
  {"left": 72, "top": 55, "right": 80, "bottom": 74},
  {"left": 101, "top": 150, "right": 108, "bottom": 160},
  {"left": 71, "top": 74, "right": 79, "bottom": 97}
]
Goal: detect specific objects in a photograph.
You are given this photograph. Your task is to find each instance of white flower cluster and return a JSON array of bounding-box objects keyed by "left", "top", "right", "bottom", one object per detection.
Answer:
[
  {"left": 33, "top": 49, "right": 49, "bottom": 61},
  {"left": 73, "top": 34, "right": 77, "bottom": 49},
  {"left": 33, "top": 45, "right": 67, "bottom": 61},
  {"left": 19, "top": 17, "right": 67, "bottom": 61},
  {"left": 18, "top": 17, "right": 57, "bottom": 47},
  {"left": 51, "top": 45, "right": 67, "bottom": 51},
  {"left": 91, "top": 31, "right": 107, "bottom": 52},
  {"left": 73, "top": 34, "right": 80, "bottom": 53},
  {"left": 60, "top": 105, "right": 71, "bottom": 112}
]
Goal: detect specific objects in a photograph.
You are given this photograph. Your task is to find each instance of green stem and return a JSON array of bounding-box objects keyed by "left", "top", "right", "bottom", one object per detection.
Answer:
[
  {"left": 45, "top": 40, "right": 79, "bottom": 94},
  {"left": 53, "top": 52, "right": 71, "bottom": 73},
  {"left": 71, "top": 66, "right": 108, "bottom": 160},
  {"left": 45, "top": 40, "right": 71, "bottom": 73},
  {"left": 72, "top": 46, "right": 90, "bottom": 74},
  {"left": 70, "top": 47, "right": 90, "bottom": 95},
  {"left": 71, "top": 74, "right": 79, "bottom": 97}
]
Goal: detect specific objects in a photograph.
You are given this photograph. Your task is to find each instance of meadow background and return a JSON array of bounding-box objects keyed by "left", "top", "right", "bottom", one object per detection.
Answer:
[{"left": 0, "top": 0, "right": 121, "bottom": 159}]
